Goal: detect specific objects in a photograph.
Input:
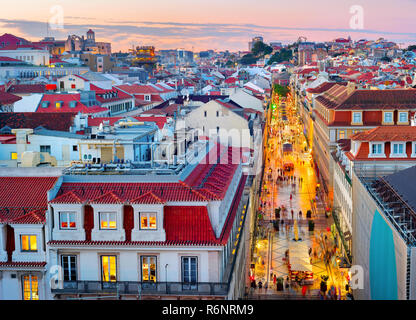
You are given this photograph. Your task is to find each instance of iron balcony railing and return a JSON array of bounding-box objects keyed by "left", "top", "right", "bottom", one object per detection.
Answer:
[{"left": 51, "top": 281, "right": 229, "bottom": 296}]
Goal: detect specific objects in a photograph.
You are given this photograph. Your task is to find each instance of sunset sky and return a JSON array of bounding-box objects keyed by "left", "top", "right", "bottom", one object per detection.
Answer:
[{"left": 1, "top": 0, "right": 416, "bottom": 52}]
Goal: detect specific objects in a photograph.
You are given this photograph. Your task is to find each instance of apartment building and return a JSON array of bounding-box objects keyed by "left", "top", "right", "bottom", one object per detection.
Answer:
[
  {"left": 46, "top": 143, "right": 249, "bottom": 300},
  {"left": 313, "top": 86, "right": 416, "bottom": 200},
  {"left": 331, "top": 126, "right": 416, "bottom": 261}
]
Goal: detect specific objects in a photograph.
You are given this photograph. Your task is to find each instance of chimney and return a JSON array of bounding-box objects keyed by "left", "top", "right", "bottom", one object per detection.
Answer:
[{"left": 347, "top": 81, "right": 356, "bottom": 95}]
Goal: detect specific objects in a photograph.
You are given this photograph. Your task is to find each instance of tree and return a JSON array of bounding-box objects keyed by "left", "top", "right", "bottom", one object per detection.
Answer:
[
  {"left": 240, "top": 53, "right": 257, "bottom": 65},
  {"left": 273, "top": 83, "right": 290, "bottom": 97},
  {"left": 251, "top": 41, "right": 273, "bottom": 57},
  {"left": 267, "top": 48, "right": 293, "bottom": 65},
  {"left": 407, "top": 45, "right": 416, "bottom": 51},
  {"left": 225, "top": 60, "right": 234, "bottom": 67},
  {"left": 380, "top": 56, "right": 391, "bottom": 62}
]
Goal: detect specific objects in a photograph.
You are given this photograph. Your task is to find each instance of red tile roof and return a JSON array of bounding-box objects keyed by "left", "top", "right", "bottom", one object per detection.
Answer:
[
  {"left": 48, "top": 174, "right": 248, "bottom": 247},
  {"left": 0, "top": 92, "right": 21, "bottom": 104},
  {"left": 131, "top": 191, "right": 166, "bottom": 204},
  {"left": 9, "top": 209, "right": 45, "bottom": 224},
  {"left": 336, "top": 89, "right": 416, "bottom": 110},
  {"left": 0, "top": 177, "right": 58, "bottom": 223},
  {"left": 0, "top": 112, "right": 76, "bottom": 131},
  {"left": 38, "top": 93, "right": 108, "bottom": 114},
  {"left": 351, "top": 126, "right": 416, "bottom": 142},
  {"left": 50, "top": 146, "right": 240, "bottom": 205},
  {"left": 0, "top": 56, "right": 23, "bottom": 62},
  {"left": 116, "top": 84, "right": 161, "bottom": 95},
  {"left": 0, "top": 135, "right": 16, "bottom": 144},
  {"left": 306, "top": 82, "right": 346, "bottom": 94},
  {"left": 164, "top": 206, "right": 216, "bottom": 243},
  {"left": 90, "top": 84, "right": 133, "bottom": 104},
  {"left": 90, "top": 191, "right": 125, "bottom": 204},
  {"left": 0, "top": 261, "right": 46, "bottom": 268},
  {"left": 7, "top": 84, "right": 46, "bottom": 94}
]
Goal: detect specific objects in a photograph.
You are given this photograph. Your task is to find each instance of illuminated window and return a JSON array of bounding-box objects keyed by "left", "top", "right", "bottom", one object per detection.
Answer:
[
  {"left": 59, "top": 212, "right": 76, "bottom": 229},
  {"left": 99, "top": 212, "right": 117, "bottom": 229},
  {"left": 22, "top": 275, "right": 39, "bottom": 300},
  {"left": 101, "top": 256, "right": 117, "bottom": 282},
  {"left": 141, "top": 256, "right": 157, "bottom": 282},
  {"left": 339, "top": 130, "right": 345, "bottom": 139},
  {"left": 10, "top": 152, "right": 17, "bottom": 160},
  {"left": 140, "top": 213, "right": 157, "bottom": 230},
  {"left": 21, "top": 235, "right": 37, "bottom": 252}
]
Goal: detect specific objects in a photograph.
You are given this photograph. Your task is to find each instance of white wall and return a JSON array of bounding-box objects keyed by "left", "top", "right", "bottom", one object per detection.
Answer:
[{"left": 0, "top": 49, "right": 50, "bottom": 66}]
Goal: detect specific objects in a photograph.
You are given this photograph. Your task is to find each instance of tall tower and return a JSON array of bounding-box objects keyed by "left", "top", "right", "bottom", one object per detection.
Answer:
[{"left": 86, "top": 29, "right": 95, "bottom": 46}]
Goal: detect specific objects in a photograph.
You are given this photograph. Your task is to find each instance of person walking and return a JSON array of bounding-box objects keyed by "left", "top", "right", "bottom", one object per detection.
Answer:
[{"left": 258, "top": 280, "right": 263, "bottom": 291}]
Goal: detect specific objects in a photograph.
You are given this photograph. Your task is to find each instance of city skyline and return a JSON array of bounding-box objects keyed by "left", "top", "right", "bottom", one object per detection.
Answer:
[{"left": 1, "top": 0, "right": 416, "bottom": 51}]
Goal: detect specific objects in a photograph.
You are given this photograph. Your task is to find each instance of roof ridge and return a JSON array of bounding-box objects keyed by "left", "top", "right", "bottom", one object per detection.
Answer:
[
  {"left": 90, "top": 190, "right": 124, "bottom": 204},
  {"left": 130, "top": 191, "right": 166, "bottom": 204},
  {"left": 50, "top": 190, "right": 83, "bottom": 204}
]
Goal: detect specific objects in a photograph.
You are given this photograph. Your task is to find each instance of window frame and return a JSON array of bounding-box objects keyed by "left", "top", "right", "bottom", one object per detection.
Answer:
[
  {"left": 61, "top": 255, "right": 77, "bottom": 282},
  {"left": 40, "top": 145, "right": 51, "bottom": 154},
  {"left": 139, "top": 212, "right": 157, "bottom": 230},
  {"left": 141, "top": 255, "right": 157, "bottom": 282},
  {"left": 398, "top": 112, "right": 408, "bottom": 123},
  {"left": 59, "top": 211, "right": 77, "bottom": 230},
  {"left": 391, "top": 142, "right": 406, "bottom": 157},
  {"left": 101, "top": 255, "right": 117, "bottom": 282},
  {"left": 352, "top": 112, "right": 362, "bottom": 124},
  {"left": 20, "top": 235, "right": 37, "bottom": 252},
  {"left": 369, "top": 142, "right": 384, "bottom": 157},
  {"left": 181, "top": 256, "right": 198, "bottom": 288},
  {"left": 22, "top": 274, "right": 39, "bottom": 300},
  {"left": 383, "top": 111, "right": 394, "bottom": 124},
  {"left": 99, "top": 212, "right": 117, "bottom": 230}
]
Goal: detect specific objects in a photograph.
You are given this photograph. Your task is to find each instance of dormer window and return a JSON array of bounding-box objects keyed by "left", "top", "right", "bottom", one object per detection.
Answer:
[
  {"left": 352, "top": 112, "right": 362, "bottom": 124},
  {"left": 398, "top": 112, "right": 408, "bottom": 123},
  {"left": 99, "top": 212, "right": 117, "bottom": 229},
  {"left": 391, "top": 142, "right": 406, "bottom": 157},
  {"left": 21, "top": 235, "right": 37, "bottom": 252},
  {"left": 144, "top": 95, "right": 151, "bottom": 101},
  {"left": 140, "top": 212, "right": 157, "bottom": 230},
  {"left": 59, "top": 212, "right": 76, "bottom": 229},
  {"left": 370, "top": 142, "right": 385, "bottom": 157},
  {"left": 383, "top": 111, "right": 393, "bottom": 124}
]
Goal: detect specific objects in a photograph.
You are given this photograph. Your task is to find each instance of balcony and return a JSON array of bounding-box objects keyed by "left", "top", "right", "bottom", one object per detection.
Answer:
[{"left": 52, "top": 281, "right": 229, "bottom": 297}]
